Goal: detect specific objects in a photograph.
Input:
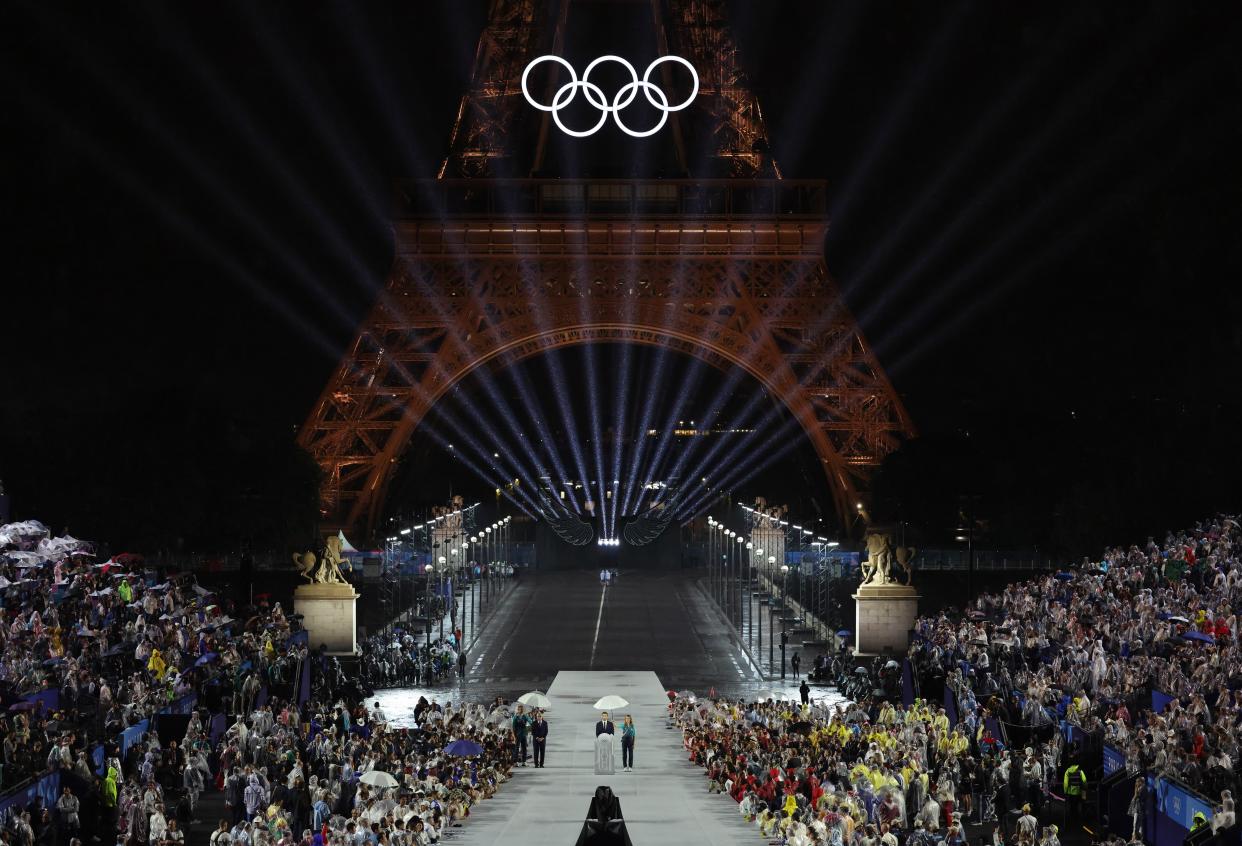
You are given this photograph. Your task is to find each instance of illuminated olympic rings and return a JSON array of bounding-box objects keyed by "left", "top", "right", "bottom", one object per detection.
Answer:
[{"left": 520, "top": 55, "right": 699, "bottom": 139}]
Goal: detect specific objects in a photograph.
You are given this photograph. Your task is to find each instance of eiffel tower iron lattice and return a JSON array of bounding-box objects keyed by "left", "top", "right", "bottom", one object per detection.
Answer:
[{"left": 298, "top": 0, "right": 916, "bottom": 541}]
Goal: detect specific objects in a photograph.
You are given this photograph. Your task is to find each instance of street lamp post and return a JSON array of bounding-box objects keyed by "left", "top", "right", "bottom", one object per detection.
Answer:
[
  {"left": 428, "top": 561, "right": 439, "bottom": 650},
  {"left": 445, "top": 548, "right": 457, "bottom": 643},
  {"left": 730, "top": 534, "right": 740, "bottom": 633},
  {"left": 755, "top": 546, "right": 763, "bottom": 674},
  {"left": 745, "top": 541, "right": 753, "bottom": 655},
  {"left": 767, "top": 555, "right": 776, "bottom": 674},
  {"left": 484, "top": 526, "right": 493, "bottom": 613},
  {"left": 780, "top": 563, "right": 790, "bottom": 679}
]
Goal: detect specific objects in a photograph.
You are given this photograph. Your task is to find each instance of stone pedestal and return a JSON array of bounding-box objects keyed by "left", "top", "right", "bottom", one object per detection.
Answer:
[
  {"left": 853, "top": 583, "right": 919, "bottom": 656},
  {"left": 294, "top": 583, "right": 359, "bottom": 654}
]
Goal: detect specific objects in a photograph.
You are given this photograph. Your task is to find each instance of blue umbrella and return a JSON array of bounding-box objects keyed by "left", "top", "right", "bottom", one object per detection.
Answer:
[
  {"left": 443, "top": 739, "right": 484, "bottom": 757},
  {"left": 195, "top": 652, "right": 219, "bottom": 666},
  {"left": 836, "top": 629, "right": 851, "bottom": 637},
  {"left": 1054, "top": 572, "right": 1075, "bottom": 581},
  {"left": 1181, "top": 631, "right": 1215, "bottom": 644}
]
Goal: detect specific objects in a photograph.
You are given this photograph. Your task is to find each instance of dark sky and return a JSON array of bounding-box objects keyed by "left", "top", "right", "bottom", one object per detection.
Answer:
[{"left": 2, "top": 1, "right": 1240, "bottom": 549}]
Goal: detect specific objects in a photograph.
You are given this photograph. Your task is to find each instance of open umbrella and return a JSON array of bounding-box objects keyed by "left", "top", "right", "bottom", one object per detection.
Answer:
[
  {"left": 195, "top": 652, "right": 220, "bottom": 666},
  {"left": 1167, "top": 615, "right": 1190, "bottom": 624},
  {"left": 517, "top": 691, "right": 551, "bottom": 709},
  {"left": 593, "top": 695, "right": 629, "bottom": 710},
  {"left": 1182, "top": 631, "right": 1215, "bottom": 644},
  {"left": 1054, "top": 571, "right": 1075, "bottom": 581},
  {"left": 836, "top": 629, "right": 851, "bottom": 637},
  {"left": 8, "top": 702, "right": 38, "bottom": 711},
  {"left": 677, "top": 690, "right": 696, "bottom": 702},
  {"left": 358, "top": 770, "right": 399, "bottom": 788},
  {"left": 854, "top": 667, "right": 869, "bottom": 674},
  {"left": 443, "top": 739, "right": 484, "bottom": 757}
]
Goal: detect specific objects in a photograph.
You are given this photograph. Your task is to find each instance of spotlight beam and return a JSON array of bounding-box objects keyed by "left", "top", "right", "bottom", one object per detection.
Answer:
[
  {"left": 145, "top": 4, "right": 390, "bottom": 301},
  {"left": 237, "top": 3, "right": 388, "bottom": 229},
  {"left": 876, "top": 36, "right": 1230, "bottom": 359},
  {"left": 19, "top": 5, "right": 366, "bottom": 330},
  {"left": 824, "top": 6, "right": 970, "bottom": 235},
  {"left": 856, "top": 13, "right": 1175, "bottom": 332},
  {"left": 620, "top": 345, "right": 672, "bottom": 516},
  {"left": 842, "top": 10, "right": 1092, "bottom": 297},
  {"left": 673, "top": 417, "right": 805, "bottom": 521},
  {"left": 888, "top": 160, "right": 1172, "bottom": 375},
  {"left": 14, "top": 89, "right": 342, "bottom": 361}
]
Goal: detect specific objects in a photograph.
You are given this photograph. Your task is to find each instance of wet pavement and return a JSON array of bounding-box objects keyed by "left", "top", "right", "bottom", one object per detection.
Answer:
[{"left": 373, "top": 568, "right": 843, "bottom": 714}]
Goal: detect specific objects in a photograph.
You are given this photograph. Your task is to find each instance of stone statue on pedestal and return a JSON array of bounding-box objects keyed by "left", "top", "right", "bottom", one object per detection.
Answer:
[
  {"left": 854, "top": 527, "right": 919, "bottom": 655},
  {"left": 293, "top": 536, "right": 359, "bottom": 654},
  {"left": 861, "top": 530, "right": 917, "bottom": 587},
  {"left": 292, "top": 536, "right": 353, "bottom": 585}
]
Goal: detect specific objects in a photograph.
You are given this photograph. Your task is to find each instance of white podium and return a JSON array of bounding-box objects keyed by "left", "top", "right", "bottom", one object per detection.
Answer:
[{"left": 594, "top": 733, "right": 616, "bottom": 775}]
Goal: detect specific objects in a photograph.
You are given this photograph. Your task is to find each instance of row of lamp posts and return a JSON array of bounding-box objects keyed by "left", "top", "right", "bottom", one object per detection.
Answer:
[
  {"left": 387, "top": 510, "right": 514, "bottom": 655},
  {"left": 707, "top": 516, "right": 790, "bottom": 680}
]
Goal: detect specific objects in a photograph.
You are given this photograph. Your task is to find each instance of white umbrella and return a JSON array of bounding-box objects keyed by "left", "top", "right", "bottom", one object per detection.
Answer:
[
  {"left": 518, "top": 691, "right": 551, "bottom": 709},
  {"left": 677, "top": 690, "right": 696, "bottom": 702},
  {"left": 358, "top": 770, "right": 399, "bottom": 789},
  {"left": 757, "top": 690, "right": 781, "bottom": 701},
  {"left": 593, "top": 695, "right": 629, "bottom": 710}
]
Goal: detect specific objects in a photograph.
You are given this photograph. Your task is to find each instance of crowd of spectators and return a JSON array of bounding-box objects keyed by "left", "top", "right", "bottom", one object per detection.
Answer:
[
  {"left": 910, "top": 514, "right": 1241, "bottom": 802},
  {"left": 0, "top": 518, "right": 521, "bottom": 846},
  {"left": 360, "top": 633, "right": 462, "bottom": 689},
  {"left": 212, "top": 695, "right": 517, "bottom": 846},
  {"left": 670, "top": 513, "right": 1242, "bottom": 846}
]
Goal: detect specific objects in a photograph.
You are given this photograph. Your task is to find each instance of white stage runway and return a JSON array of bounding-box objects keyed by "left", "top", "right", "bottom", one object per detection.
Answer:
[{"left": 401, "top": 670, "right": 760, "bottom": 846}]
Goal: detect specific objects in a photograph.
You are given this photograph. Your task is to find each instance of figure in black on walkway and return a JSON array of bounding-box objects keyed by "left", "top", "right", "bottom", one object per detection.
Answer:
[
  {"left": 512, "top": 704, "right": 531, "bottom": 766},
  {"left": 532, "top": 711, "right": 549, "bottom": 768},
  {"left": 791, "top": 651, "right": 801, "bottom": 679},
  {"left": 799, "top": 680, "right": 811, "bottom": 705}
]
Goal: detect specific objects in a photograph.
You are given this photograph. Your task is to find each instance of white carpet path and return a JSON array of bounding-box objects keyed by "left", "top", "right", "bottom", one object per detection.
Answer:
[{"left": 434, "top": 670, "right": 759, "bottom": 846}]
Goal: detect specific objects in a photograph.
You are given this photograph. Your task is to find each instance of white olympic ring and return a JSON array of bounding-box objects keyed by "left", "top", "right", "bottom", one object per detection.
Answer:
[{"left": 521, "top": 54, "right": 699, "bottom": 139}]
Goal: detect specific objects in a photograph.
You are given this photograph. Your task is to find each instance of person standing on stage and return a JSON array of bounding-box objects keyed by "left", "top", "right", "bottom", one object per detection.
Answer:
[
  {"left": 512, "top": 704, "right": 531, "bottom": 766},
  {"left": 531, "top": 710, "right": 548, "bottom": 768},
  {"left": 594, "top": 712, "right": 616, "bottom": 775},
  {"left": 621, "top": 715, "right": 636, "bottom": 771}
]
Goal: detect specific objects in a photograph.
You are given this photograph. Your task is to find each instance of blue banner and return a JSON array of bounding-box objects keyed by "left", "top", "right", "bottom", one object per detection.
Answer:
[
  {"left": 1151, "top": 689, "right": 1176, "bottom": 713},
  {"left": 1103, "top": 744, "right": 1125, "bottom": 776},
  {"left": 1147, "top": 774, "right": 1214, "bottom": 846},
  {"left": 119, "top": 719, "right": 149, "bottom": 759},
  {"left": 943, "top": 686, "right": 959, "bottom": 730},
  {"left": 160, "top": 693, "right": 197, "bottom": 716},
  {"left": 0, "top": 772, "right": 60, "bottom": 825}
]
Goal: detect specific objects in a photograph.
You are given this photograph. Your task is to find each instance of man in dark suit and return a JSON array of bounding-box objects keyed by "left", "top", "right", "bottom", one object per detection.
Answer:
[
  {"left": 531, "top": 711, "right": 549, "bottom": 767},
  {"left": 595, "top": 712, "right": 615, "bottom": 736}
]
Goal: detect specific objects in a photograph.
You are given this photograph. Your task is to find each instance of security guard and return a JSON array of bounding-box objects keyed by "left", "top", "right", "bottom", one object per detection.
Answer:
[{"left": 1062, "top": 763, "right": 1087, "bottom": 822}]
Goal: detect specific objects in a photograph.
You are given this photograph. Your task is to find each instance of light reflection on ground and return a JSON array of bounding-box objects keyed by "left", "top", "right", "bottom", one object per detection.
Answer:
[{"left": 373, "top": 679, "right": 850, "bottom": 729}]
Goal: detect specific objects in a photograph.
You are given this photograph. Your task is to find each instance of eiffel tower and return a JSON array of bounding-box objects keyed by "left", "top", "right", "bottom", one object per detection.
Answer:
[{"left": 298, "top": 0, "right": 916, "bottom": 540}]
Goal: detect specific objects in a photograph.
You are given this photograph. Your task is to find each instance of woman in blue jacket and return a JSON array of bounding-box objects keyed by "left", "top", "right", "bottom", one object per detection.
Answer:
[{"left": 621, "top": 714, "right": 636, "bottom": 771}]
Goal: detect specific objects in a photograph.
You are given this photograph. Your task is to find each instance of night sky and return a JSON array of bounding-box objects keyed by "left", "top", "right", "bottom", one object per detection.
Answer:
[{"left": 2, "top": 2, "right": 1240, "bottom": 553}]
